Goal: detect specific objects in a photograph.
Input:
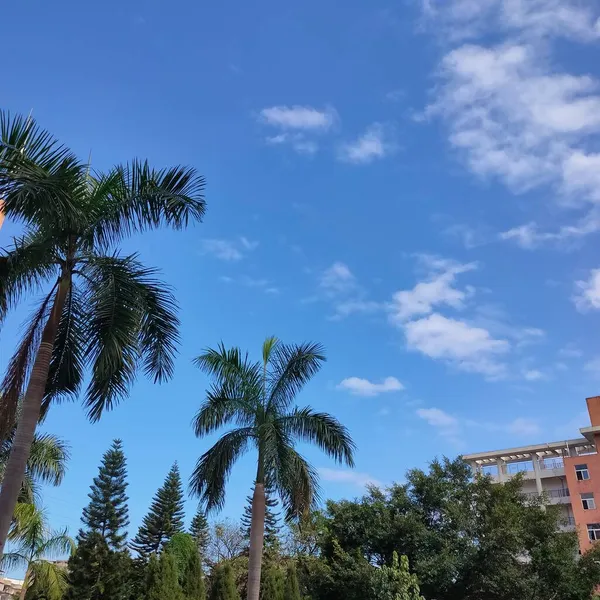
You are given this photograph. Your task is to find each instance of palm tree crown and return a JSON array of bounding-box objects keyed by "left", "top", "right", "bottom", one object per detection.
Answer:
[{"left": 189, "top": 337, "right": 356, "bottom": 519}]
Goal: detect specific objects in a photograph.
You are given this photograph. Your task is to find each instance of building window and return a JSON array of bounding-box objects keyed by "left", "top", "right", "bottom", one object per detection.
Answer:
[
  {"left": 588, "top": 523, "right": 600, "bottom": 541},
  {"left": 576, "top": 464, "right": 590, "bottom": 481},
  {"left": 582, "top": 493, "right": 596, "bottom": 510}
]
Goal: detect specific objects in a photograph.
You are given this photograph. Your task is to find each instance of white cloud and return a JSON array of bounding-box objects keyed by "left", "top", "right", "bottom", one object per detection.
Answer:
[
  {"left": 417, "top": 407, "right": 459, "bottom": 430},
  {"left": 584, "top": 357, "right": 600, "bottom": 376},
  {"left": 337, "top": 376, "right": 404, "bottom": 397},
  {"left": 338, "top": 124, "right": 392, "bottom": 164},
  {"left": 523, "top": 369, "right": 544, "bottom": 381},
  {"left": 500, "top": 214, "right": 600, "bottom": 249},
  {"left": 318, "top": 468, "right": 382, "bottom": 488},
  {"left": 266, "top": 133, "right": 319, "bottom": 155},
  {"left": 423, "top": 1, "right": 600, "bottom": 248},
  {"left": 418, "top": 406, "right": 541, "bottom": 443},
  {"left": 573, "top": 269, "right": 600, "bottom": 311},
  {"left": 260, "top": 105, "right": 335, "bottom": 130},
  {"left": 332, "top": 299, "right": 381, "bottom": 318},
  {"left": 404, "top": 313, "right": 509, "bottom": 377},
  {"left": 559, "top": 343, "right": 583, "bottom": 358},
  {"left": 201, "top": 237, "right": 258, "bottom": 261},
  {"left": 507, "top": 417, "right": 541, "bottom": 436},
  {"left": 390, "top": 259, "right": 477, "bottom": 322},
  {"left": 320, "top": 262, "right": 356, "bottom": 295},
  {"left": 422, "top": 0, "right": 600, "bottom": 43}
]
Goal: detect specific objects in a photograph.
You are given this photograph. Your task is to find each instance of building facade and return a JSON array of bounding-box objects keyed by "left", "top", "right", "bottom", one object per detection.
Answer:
[{"left": 464, "top": 395, "right": 600, "bottom": 552}]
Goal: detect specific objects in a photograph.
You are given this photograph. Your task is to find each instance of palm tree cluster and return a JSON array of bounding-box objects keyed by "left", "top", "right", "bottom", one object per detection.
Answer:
[{"left": 0, "top": 112, "right": 356, "bottom": 600}]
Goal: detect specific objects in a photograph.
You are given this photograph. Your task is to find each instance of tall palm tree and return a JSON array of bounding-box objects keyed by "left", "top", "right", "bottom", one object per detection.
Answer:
[
  {"left": 2, "top": 505, "right": 75, "bottom": 600},
  {"left": 0, "top": 111, "right": 206, "bottom": 557},
  {"left": 189, "top": 337, "right": 355, "bottom": 600}
]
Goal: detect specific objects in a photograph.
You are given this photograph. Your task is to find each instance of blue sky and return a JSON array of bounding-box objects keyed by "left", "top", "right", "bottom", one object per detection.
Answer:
[{"left": 2, "top": 0, "right": 600, "bottom": 545}]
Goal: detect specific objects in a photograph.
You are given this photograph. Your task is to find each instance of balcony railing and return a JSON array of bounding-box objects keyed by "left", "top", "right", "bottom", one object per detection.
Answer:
[
  {"left": 540, "top": 458, "right": 565, "bottom": 470},
  {"left": 522, "top": 488, "right": 570, "bottom": 500}
]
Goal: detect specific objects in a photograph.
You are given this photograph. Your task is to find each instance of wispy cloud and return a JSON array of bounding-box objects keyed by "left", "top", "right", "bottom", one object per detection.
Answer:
[
  {"left": 337, "top": 124, "right": 393, "bottom": 164},
  {"left": 201, "top": 237, "right": 258, "bottom": 261},
  {"left": 259, "top": 105, "right": 336, "bottom": 155},
  {"left": 260, "top": 105, "right": 336, "bottom": 130},
  {"left": 317, "top": 262, "right": 381, "bottom": 319},
  {"left": 389, "top": 257, "right": 477, "bottom": 322},
  {"left": 417, "top": 406, "right": 541, "bottom": 445},
  {"left": 422, "top": 1, "right": 600, "bottom": 247},
  {"left": 318, "top": 468, "right": 382, "bottom": 489},
  {"left": 573, "top": 268, "right": 600, "bottom": 311},
  {"left": 337, "top": 376, "right": 404, "bottom": 397},
  {"left": 219, "top": 274, "right": 279, "bottom": 294}
]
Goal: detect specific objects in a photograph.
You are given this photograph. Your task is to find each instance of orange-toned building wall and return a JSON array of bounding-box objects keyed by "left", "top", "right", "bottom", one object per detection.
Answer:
[{"left": 565, "top": 396, "right": 600, "bottom": 552}]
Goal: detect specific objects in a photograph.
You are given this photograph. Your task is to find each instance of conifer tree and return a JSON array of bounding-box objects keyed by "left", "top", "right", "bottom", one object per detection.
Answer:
[
  {"left": 241, "top": 485, "right": 280, "bottom": 553},
  {"left": 66, "top": 440, "right": 131, "bottom": 600},
  {"left": 131, "top": 463, "right": 185, "bottom": 557},
  {"left": 283, "top": 564, "right": 301, "bottom": 600},
  {"left": 146, "top": 551, "right": 184, "bottom": 600},
  {"left": 182, "top": 548, "right": 206, "bottom": 600},
  {"left": 190, "top": 509, "right": 210, "bottom": 557},
  {"left": 209, "top": 563, "right": 239, "bottom": 600},
  {"left": 261, "top": 566, "right": 284, "bottom": 600}
]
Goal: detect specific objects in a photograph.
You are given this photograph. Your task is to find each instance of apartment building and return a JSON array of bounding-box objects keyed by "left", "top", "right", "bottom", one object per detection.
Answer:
[{"left": 464, "top": 395, "right": 600, "bottom": 552}]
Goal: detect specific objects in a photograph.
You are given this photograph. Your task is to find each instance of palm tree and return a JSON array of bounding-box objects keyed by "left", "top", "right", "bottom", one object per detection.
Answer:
[
  {"left": 0, "top": 111, "right": 206, "bottom": 557},
  {"left": 189, "top": 337, "right": 355, "bottom": 600},
  {"left": 2, "top": 505, "right": 75, "bottom": 600}
]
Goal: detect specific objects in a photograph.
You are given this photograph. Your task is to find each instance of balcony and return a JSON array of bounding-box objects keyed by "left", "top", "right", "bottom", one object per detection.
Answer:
[
  {"left": 559, "top": 516, "right": 576, "bottom": 532},
  {"left": 522, "top": 488, "right": 571, "bottom": 505}
]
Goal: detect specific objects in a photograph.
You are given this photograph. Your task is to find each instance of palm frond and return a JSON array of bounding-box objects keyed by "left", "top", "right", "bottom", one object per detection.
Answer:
[
  {"left": 262, "top": 336, "right": 279, "bottom": 366},
  {"left": 42, "top": 283, "right": 86, "bottom": 413},
  {"left": 81, "top": 253, "right": 179, "bottom": 421},
  {"left": 277, "top": 407, "right": 355, "bottom": 467},
  {"left": 87, "top": 160, "right": 206, "bottom": 247},
  {"left": 273, "top": 444, "right": 320, "bottom": 521},
  {"left": 192, "top": 384, "right": 257, "bottom": 436},
  {"left": 267, "top": 342, "right": 326, "bottom": 414},
  {"left": 0, "top": 286, "right": 56, "bottom": 439},
  {"left": 0, "top": 150, "right": 86, "bottom": 230},
  {"left": 0, "top": 550, "right": 27, "bottom": 571},
  {"left": 189, "top": 427, "right": 254, "bottom": 513},
  {"left": 37, "top": 528, "right": 75, "bottom": 558},
  {"left": 28, "top": 559, "right": 70, "bottom": 600},
  {"left": 26, "top": 433, "right": 69, "bottom": 487},
  {"left": 0, "top": 111, "right": 71, "bottom": 172},
  {"left": 0, "top": 233, "right": 59, "bottom": 320},
  {"left": 195, "top": 344, "right": 261, "bottom": 386},
  {"left": 137, "top": 272, "right": 180, "bottom": 383}
]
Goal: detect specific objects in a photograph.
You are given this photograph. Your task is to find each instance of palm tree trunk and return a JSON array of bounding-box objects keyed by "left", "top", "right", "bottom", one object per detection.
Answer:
[
  {"left": 19, "top": 566, "right": 30, "bottom": 600},
  {"left": 0, "top": 277, "right": 70, "bottom": 560},
  {"left": 246, "top": 482, "right": 266, "bottom": 600}
]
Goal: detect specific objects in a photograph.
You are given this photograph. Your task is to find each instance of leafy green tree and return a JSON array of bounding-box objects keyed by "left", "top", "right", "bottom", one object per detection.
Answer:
[
  {"left": 146, "top": 551, "right": 184, "bottom": 600},
  {"left": 370, "top": 553, "right": 423, "bottom": 600},
  {"left": 1, "top": 506, "right": 74, "bottom": 600},
  {"left": 131, "top": 463, "right": 185, "bottom": 557},
  {"left": 182, "top": 547, "right": 207, "bottom": 600},
  {"left": 190, "top": 337, "right": 355, "bottom": 600},
  {"left": 0, "top": 110, "right": 206, "bottom": 558},
  {"left": 318, "top": 457, "right": 600, "bottom": 600},
  {"left": 165, "top": 533, "right": 198, "bottom": 582},
  {"left": 66, "top": 439, "right": 131, "bottom": 600},
  {"left": 209, "top": 563, "right": 240, "bottom": 600},
  {"left": 261, "top": 566, "right": 284, "bottom": 600},
  {"left": 283, "top": 564, "right": 301, "bottom": 600},
  {"left": 190, "top": 509, "right": 210, "bottom": 557}
]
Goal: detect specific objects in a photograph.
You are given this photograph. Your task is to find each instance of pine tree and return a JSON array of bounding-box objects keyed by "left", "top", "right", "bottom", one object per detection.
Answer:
[
  {"left": 283, "top": 564, "right": 301, "bottom": 600},
  {"left": 182, "top": 548, "right": 206, "bottom": 600},
  {"left": 190, "top": 509, "right": 210, "bottom": 557},
  {"left": 146, "top": 551, "right": 184, "bottom": 600},
  {"left": 131, "top": 463, "right": 185, "bottom": 557},
  {"left": 209, "top": 563, "right": 239, "bottom": 600},
  {"left": 82, "top": 439, "right": 129, "bottom": 550},
  {"left": 261, "top": 566, "right": 284, "bottom": 600},
  {"left": 241, "top": 485, "right": 281, "bottom": 553},
  {"left": 66, "top": 440, "right": 131, "bottom": 600}
]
